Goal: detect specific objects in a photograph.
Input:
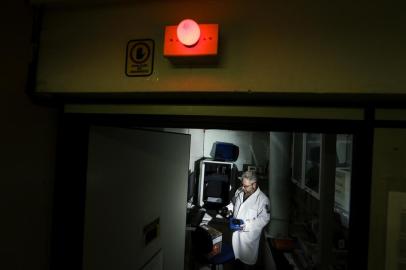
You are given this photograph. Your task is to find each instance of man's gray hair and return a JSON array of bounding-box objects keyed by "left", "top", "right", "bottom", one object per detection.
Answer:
[{"left": 242, "top": 170, "right": 257, "bottom": 183}]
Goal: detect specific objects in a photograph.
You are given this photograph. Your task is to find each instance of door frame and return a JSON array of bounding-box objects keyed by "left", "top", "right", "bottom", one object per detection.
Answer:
[{"left": 50, "top": 111, "right": 373, "bottom": 270}]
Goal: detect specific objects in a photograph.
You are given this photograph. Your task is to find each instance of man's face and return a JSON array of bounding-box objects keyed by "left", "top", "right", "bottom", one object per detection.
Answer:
[{"left": 242, "top": 178, "right": 256, "bottom": 196}]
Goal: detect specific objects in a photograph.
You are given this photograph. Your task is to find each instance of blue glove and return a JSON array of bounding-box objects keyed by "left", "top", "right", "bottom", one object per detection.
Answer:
[{"left": 229, "top": 218, "right": 244, "bottom": 231}]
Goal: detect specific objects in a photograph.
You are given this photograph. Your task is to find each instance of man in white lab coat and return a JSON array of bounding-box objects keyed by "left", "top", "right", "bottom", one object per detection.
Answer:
[{"left": 228, "top": 170, "right": 270, "bottom": 269}]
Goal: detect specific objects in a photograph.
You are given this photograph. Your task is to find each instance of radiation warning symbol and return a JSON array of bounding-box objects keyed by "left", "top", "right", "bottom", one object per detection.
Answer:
[{"left": 125, "top": 39, "right": 154, "bottom": 76}]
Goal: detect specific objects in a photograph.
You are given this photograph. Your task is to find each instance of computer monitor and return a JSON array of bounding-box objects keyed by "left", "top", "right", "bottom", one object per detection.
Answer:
[
  {"left": 197, "top": 160, "right": 234, "bottom": 209},
  {"left": 211, "top": 142, "right": 239, "bottom": 162}
]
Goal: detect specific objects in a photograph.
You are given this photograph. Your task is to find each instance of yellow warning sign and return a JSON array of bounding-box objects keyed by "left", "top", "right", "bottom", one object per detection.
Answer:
[{"left": 125, "top": 39, "right": 154, "bottom": 76}]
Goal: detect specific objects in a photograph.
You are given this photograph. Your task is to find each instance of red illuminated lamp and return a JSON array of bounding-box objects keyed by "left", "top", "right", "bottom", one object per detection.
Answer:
[
  {"left": 177, "top": 19, "right": 201, "bottom": 46},
  {"left": 164, "top": 19, "right": 218, "bottom": 57}
]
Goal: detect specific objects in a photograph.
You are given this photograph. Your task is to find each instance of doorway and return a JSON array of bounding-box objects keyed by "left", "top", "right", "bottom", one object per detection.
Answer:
[
  {"left": 51, "top": 113, "right": 370, "bottom": 270},
  {"left": 156, "top": 128, "right": 353, "bottom": 270}
]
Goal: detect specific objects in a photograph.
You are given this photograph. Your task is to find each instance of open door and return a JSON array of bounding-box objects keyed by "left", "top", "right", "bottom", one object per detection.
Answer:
[{"left": 83, "top": 126, "right": 190, "bottom": 270}]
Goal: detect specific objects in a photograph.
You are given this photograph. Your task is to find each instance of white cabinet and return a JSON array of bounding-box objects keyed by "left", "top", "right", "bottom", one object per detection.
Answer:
[
  {"left": 292, "top": 133, "right": 353, "bottom": 202},
  {"left": 291, "top": 133, "right": 322, "bottom": 199},
  {"left": 290, "top": 133, "right": 353, "bottom": 269}
]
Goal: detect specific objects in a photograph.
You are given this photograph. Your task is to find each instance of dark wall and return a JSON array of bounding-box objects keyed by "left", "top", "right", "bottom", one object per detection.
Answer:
[{"left": 0, "top": 1, "right": 58, "bottom": 269}]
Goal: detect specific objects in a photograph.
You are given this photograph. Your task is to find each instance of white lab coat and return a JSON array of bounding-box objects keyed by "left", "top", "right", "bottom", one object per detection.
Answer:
[{"left": 230, "top": 187, "right": 270, "bottom": 265}]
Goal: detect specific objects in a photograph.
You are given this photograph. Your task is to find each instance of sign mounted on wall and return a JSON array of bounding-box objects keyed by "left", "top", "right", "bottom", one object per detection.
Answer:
[{"left": 125, "top": 39, "right": 154, "bottom": 76}]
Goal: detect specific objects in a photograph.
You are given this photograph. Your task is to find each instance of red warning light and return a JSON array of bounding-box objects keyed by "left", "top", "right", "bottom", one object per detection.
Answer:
[
  {"left": 164, "top": 20, "right": 219, "bottom": 57},
  {"left": 177, "top": 19, "right": 201, "bottom": 46}
]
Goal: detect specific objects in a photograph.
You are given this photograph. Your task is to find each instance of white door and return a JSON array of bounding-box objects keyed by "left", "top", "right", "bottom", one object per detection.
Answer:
[{"left": 82, "top": 126, "right": 190, "bottom": 270}]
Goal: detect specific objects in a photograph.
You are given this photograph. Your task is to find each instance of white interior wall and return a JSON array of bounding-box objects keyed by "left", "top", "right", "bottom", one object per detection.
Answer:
[
  {"left": 268, "top": 132, "right": 291, "bottom": 237},
  {"left": 204, "top": 129, "right": 269, "bottom": 171},
  {"left": 188, "top": 129, "right": 205, "bottom": 171},
  {"left": 204, "top": 129, "right": 252, "bottom": 170},
  {"left": 163, "top": 128, "right": 270, "bottom": 172},
  {"left": 252, "top": 132, "right": 271, "bottom": 171}
]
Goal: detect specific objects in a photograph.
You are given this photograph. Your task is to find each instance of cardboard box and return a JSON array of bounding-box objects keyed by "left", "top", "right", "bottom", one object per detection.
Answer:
[{"left": 200, "top": 224, "right": 222, "bottom": 257}]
